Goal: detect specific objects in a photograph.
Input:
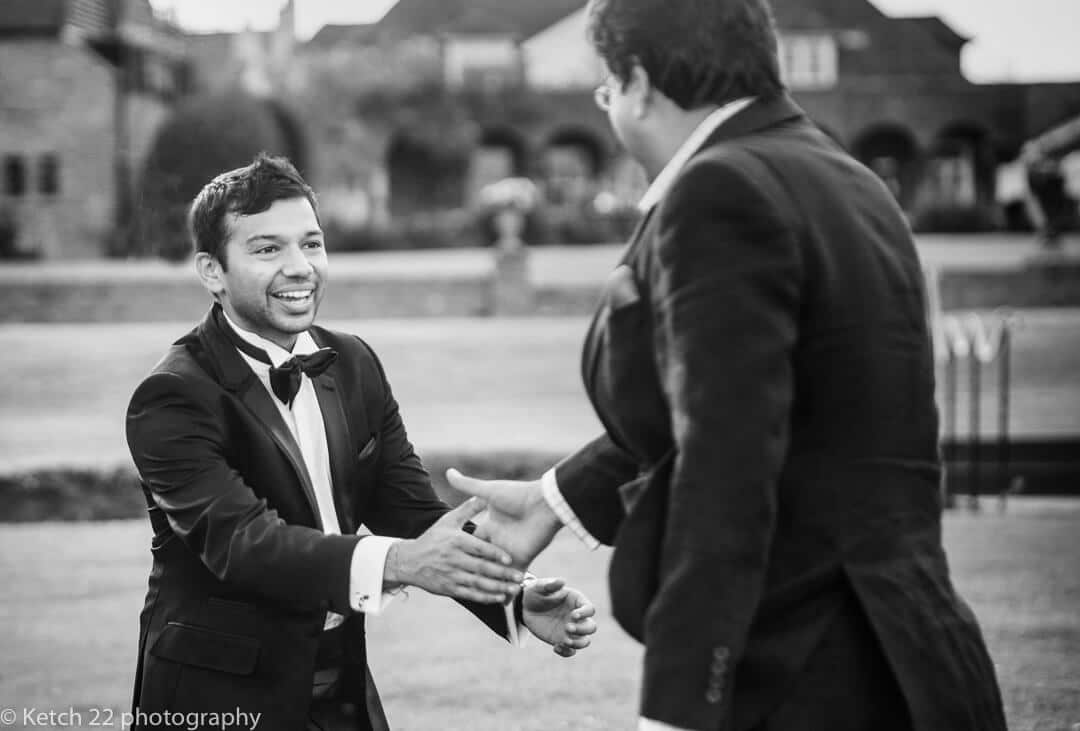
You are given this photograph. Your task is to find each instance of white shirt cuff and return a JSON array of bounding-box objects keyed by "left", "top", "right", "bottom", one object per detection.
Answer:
[
  {"left": 541, "top": 468, "right": 600, "bottom": 550},
  {"left": 639, "top": 718, "right": 693, "bottom": 731},
  {"left": 349, "top": 535, "right": 403, "bottom": 615},
  {"left": 504, "top": 601, "right": 530, "bottom": 648}
]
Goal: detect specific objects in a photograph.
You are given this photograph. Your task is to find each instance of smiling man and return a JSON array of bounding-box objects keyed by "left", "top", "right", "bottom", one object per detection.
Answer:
[{"left": 124, "top": 154, "right": 596, "bottom": 731}]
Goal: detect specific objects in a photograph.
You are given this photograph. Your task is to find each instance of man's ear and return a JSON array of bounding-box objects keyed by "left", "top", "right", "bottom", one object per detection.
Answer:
[
  {"left": 628, "top": 64, "right": 653, "bottom": 119},
  {"left": 194, "top": 252, "right": 226, "bottom": 296}
]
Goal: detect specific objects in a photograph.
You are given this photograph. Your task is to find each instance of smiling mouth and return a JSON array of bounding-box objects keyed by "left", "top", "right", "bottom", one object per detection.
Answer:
[{"left": 272, "top": 289, "right": 315, "bottom": 304}]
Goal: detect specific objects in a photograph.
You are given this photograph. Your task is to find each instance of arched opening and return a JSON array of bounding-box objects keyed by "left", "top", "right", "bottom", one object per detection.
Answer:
[
  {"left": 541, "top": 127, "right": 607, "bottom": 206},
  {"left": 853, "top": 124, "right": 921, "bottom": 210},
  {"left": 467, "top": 127, "right": 529, "bottom": 204},
  {"left": 385, "top": 131, "right": 468, "bottom": 217},
  {"left": 928, "top": 121, "right": 995, "bottom": 208},
  {"left": 263, "top": 99, "right": 312, "bottom": 178}
]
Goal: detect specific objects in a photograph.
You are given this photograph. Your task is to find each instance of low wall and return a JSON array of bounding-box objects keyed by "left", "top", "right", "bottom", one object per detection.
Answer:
[
  {"left": 941, "top": 256, "right": 1080, "bottom": 310},
  {"left": 1, "top": 246, "right": 1078, "bottom": 322}
]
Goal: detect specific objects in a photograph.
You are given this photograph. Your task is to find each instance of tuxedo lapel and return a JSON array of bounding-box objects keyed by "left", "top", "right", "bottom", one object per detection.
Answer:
[
  {"left": 312, "top": 369, "right": 357, "bottom": 535},
  {"left": 196, "top": 306, "right": 324, "bottom": 529},
  {"left": 582, "top": 206, "right": 656, "bottom": 397}
]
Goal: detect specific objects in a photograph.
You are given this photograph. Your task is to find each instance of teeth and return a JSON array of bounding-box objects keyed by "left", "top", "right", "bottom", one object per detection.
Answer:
[{"left": 275, "top": 291, "right": 312, "bottom": 300}]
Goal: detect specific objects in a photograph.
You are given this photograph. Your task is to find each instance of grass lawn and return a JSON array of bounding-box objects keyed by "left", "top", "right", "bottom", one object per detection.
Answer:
[
  {"left": 1, "top": 503, "right": 1078, "bottom": 731},
  {"left": 2, "top": 310, "right": 1079, "bottom": 474}
]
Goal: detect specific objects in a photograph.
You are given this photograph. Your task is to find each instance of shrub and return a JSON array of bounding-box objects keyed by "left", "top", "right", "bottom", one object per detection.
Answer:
[
  {"left": 911, "top": 203, "right": 999, "bottom": 233},
  {"left": 131, "top": 92, "right": 301, "bottom": 261},
  {"left": 0, "top": 451, "right": 562, "bottom": 522}
]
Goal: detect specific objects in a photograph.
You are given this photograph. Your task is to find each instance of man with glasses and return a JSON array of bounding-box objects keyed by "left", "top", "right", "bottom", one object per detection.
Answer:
[{"left": 449, "top": 0, "right": 1007, "bottom": 729}]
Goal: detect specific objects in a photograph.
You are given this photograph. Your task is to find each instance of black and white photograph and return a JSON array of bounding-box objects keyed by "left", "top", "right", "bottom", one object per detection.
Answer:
[{"left": 1, "top": 0, "right": 1078, "bottom": 729}]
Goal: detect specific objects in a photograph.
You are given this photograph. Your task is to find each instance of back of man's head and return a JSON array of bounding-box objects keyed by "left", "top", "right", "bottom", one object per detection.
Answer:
[
  {"left": 587, "top": 0, "right": 784, "bottom": 109},
  {"left": 188, "top": 153, "right": 319, "bottom": 269}
]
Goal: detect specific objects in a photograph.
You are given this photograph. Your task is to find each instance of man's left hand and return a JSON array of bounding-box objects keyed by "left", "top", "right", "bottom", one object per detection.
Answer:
[{"left": 521, "top": 577, "right": 597, "bottom": 657}]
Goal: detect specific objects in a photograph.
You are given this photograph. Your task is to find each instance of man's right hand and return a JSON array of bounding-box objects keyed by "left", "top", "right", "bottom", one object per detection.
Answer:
[
  {"left": 383, "top": 497, "right": 524, "bottom": 603},
  {"left": 445, "top": 469, "right": 563, "bottom": 570}
]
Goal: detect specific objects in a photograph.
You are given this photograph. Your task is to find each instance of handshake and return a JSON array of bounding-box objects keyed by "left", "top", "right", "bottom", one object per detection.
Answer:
[{"left": 382, "top": 469, "right": 590, "bottom": 656}]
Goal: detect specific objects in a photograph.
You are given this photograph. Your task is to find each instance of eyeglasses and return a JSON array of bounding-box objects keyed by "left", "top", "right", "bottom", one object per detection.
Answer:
[{"left": 593, "top": 76, "right": 617, "bottom": 111}]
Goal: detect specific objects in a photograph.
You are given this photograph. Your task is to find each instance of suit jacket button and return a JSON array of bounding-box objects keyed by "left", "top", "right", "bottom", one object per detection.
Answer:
[
  {"left": 713, "top": 646, "right": 730, "bottom": 661},
  {"left": 705, "top": 688, "right": 724, "bottom": 705}
]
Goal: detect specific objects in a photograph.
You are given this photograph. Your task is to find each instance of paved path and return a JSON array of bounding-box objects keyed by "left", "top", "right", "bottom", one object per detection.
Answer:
[{"left": 2, "top": 234, "right": 1078, "bottom": 285}]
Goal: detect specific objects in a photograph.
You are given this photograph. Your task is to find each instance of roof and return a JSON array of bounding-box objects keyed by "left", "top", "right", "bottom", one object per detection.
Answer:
[
  {"left": 306, "top": 23, "right": 377, "bottom": 49},
  {"left": 0, "top": 0, "right": 174, "bottom": 40},
  {"left": 374, "top": 0, "right": 587, "bottom": 38},
  {"left": 0, "top": 0, "right": 70, "bottom": 36},
  {"left": 899, "top": 16, "right": 970, "bottom": 50}
]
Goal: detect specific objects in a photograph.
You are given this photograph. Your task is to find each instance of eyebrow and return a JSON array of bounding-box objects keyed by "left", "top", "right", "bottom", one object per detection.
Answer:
[{"left": 245, "top": 231, "right": 323, "bottom": 246}]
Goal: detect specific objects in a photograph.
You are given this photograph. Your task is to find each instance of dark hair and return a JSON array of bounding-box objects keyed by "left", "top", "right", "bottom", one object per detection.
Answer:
[
  {"left": 587, "top": 0, "right": 785, "bottom": 109},
  {"left": 188, "top": 153, "right": 318, "bottom": 268}
]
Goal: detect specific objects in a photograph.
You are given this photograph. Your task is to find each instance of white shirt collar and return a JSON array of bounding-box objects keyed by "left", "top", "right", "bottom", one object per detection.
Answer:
[
  {"left": 637, "top": 96, "right": 756, "bottom": 213},
  {"left": 221, "top": 308, "right": 318, "bottom": 367}
]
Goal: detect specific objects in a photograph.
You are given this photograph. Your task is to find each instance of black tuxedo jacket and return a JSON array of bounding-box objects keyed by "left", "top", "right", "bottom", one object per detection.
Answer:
[
  {"left": 554, "top": 95, "right": 1006, "bottom": 730},
  {"left": 125, "top": 305, "right": 511, "bottom": 731}
]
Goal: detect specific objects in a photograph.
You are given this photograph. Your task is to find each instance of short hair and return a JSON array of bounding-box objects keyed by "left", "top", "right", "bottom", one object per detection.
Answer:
[
  {"left": 587, "top": 0, "right": 785, "bottom": 110},
  {"left": 188, "top": 153, "right": 318, "bottom": 268}
]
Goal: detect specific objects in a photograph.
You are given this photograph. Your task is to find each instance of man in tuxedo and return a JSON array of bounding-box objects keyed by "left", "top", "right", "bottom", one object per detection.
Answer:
[
  {"left": 448, "top": 0, "right": 1007, "bottom": 729},
  {"left": 125, "top": 154, "right": 596, "bottom": 731}
]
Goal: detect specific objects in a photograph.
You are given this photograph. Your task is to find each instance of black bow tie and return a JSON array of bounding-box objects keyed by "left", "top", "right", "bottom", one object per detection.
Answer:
[{"left": 218, "top": 312, "right": 338, "bottom": 407}]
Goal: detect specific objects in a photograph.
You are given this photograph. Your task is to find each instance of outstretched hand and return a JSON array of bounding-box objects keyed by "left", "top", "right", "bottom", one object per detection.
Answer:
[
  {"left": 384, "top": 497, "right": 524, "bottom": 604},
  {"left": 522, "top": 577, "right": 597, "bottom": 657},
  {"left": 445, "top": 469, "right": 563, "bottom": 570}
]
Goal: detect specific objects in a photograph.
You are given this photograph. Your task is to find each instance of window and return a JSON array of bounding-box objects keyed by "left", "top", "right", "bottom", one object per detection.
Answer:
[
  {"left": 444, "top": 36, "right": 522, "bottom": 90},
  {"left": 4, "top": 156, "right": 27, "bottom": 197},
  {"left": 778, "top": 34, "right": 838, "bottom": 90},
  {"left": 39, "top": 154, "right": 60, "bottom": 195}
]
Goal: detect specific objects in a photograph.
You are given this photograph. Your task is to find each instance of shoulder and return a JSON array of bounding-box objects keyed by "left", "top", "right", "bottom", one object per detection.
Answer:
[
  {"left": 662, "top": 143, "right": 791, "bottom": 227},
  {"left": 128, "top": 343, "right": 215, "bottom": 413}
]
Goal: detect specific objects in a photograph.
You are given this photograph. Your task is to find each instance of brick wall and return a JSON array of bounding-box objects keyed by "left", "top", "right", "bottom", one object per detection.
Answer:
[
  {"left": 0, "top": 38, "right": 172, "bottom": 259},
  {"left": 0, "top": 40, "right": 115, "bottom": 258}
]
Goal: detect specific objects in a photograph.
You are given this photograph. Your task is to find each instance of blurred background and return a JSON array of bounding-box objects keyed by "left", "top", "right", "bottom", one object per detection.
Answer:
[{"left": 1, "top": 0, "right": 1079, "bottom": 729}]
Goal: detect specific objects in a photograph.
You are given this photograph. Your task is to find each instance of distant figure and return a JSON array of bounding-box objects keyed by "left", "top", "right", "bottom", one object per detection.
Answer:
[{"left": 1024, "top": 144, "right": 1074, "bottom": 249}]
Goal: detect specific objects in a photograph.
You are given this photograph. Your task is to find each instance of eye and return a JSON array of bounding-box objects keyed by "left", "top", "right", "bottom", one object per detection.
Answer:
[
  {"left": 255, "top": 244, "right": 279, "bottom": 255},
  {"left": 303, "top": 240, "right": 324, "bottom": 249}
]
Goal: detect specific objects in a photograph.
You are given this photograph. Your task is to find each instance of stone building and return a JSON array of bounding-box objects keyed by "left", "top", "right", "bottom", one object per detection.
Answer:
[
  {"left": 0, "top": 0, "right": 187, "bottom": 258},
  {"left": 261, "top": 0, "right": 1080, "bottom": 233},
  {"left": 7, "top": 0, "right": 1080, "bottom": 257}
]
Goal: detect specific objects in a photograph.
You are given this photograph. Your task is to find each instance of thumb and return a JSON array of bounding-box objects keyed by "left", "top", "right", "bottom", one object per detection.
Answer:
[
  {"left": 531, "top": 577, "right": 566, "bottom": 596},
  {"left": 443, "top": 495, "right": 488, "bottom": 527},
  {"left": 446, "top": 468, "right": 498, "bottom": 502}
]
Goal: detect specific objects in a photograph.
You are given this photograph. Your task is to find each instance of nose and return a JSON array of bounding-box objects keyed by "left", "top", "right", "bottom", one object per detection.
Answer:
[{"left": 281, "top": 242, "right": 314, "bottom": 278}]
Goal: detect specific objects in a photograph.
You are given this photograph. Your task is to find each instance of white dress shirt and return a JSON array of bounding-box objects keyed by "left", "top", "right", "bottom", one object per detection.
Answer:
[
  {"left": 222, "top": 311, "right": 399, "bottom": 629},
  {"left": 541, "top": 96, "right": 756, "bottom": 731}
]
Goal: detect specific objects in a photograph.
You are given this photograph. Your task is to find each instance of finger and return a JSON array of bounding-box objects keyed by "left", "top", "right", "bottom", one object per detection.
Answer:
[
  {"left": 452, "top": 563, "right": 521, "bottom": 596},
  {"left": 451, "top": 584, "right": 508, "bottom": 604},
  {"left": 567, "top": 618, "right": 598, "bottom": 636},
  {"left": 445, "top": 469, "right": 503, "bottom": 502},
  {"left": 459, "top": 535, "right": 520, "bottom": 574},
  {"left": 443, "top": 496, "right": 489, "bottom": 528},
  {"left": 531, "top": 577, "right": 565, "bottom": 595},
  {"left": 562, "top": 637, "right": 591, "bottom": 650},
  {"left": 571, "top": 603, "right": 596, "bottom": 620},
  {"left": 554, "top": 644, "right": 576, "bottom": 658}
]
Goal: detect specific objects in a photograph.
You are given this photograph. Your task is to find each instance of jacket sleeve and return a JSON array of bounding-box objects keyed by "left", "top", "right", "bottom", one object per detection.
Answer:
[
  {"left": 126, "top": 371, "right": 361, "bottom": 615},
  {"left": 639, "top": 156, "right": 802, "bottom": 730},
  {"left": 553, "top": 433, "right": 639, "bottom": 546}
]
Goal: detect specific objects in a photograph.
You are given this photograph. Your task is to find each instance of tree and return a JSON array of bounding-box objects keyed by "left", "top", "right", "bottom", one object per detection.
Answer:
[{"left": 131, "top": 92, "right": 296, "bottom": 261}]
